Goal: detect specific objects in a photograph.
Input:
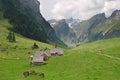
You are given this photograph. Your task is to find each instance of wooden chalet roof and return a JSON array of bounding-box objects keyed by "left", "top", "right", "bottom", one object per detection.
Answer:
[
  {"left": 50, "top": 48, "right": 64, "bottom": 55},
  {"left": 32, "top": 51, "right": 44, "bottom": 62}
]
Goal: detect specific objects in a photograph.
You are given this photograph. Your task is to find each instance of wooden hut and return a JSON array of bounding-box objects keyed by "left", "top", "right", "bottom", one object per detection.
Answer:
[
  {"left": 41, "top": 52, "right": 49, "bottom": 61},
  {"left": 32, "top": 51, "right": 44, "bottom": 66},
  {"left": 50, "top": 48, "right": 64, "bottom": 56},
  {"left": 31, "top": 51, "right": 50, "bottom": 66}
]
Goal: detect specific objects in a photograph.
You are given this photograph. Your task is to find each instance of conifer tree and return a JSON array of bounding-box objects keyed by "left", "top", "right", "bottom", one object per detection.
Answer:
[
  {"left": 7, "top": 32, "right": 13, "bottom": 42},
  {"left": 7, "top": 32, "right": 16, "bottom": 42},
  {"left": 32, "top": 42, "right": 39, "bottom": 49},
  {"left": 12, "top": 32, "right": 16, "bottom": 42},
  {"left": 55, "top": 43, "right": 57, "bottom": 48}
]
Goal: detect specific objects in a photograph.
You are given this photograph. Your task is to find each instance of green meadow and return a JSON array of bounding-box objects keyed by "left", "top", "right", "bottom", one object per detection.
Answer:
[{"left": 0, "top": 19, "right": 120, "bottom": 80}]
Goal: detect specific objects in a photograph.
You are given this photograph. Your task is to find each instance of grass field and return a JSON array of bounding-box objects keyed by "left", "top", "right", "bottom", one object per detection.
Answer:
[
  {"left": 0, "top": 18, "right": 120, "bottom": 80},
  {"left": 0, "top": 37, "right": 120, "bottom": 80}
]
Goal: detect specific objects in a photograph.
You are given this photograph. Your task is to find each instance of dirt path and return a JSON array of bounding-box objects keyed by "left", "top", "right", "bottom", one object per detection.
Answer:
[{"left": 98, "top": 53, "right": 120, "bottom": 61}]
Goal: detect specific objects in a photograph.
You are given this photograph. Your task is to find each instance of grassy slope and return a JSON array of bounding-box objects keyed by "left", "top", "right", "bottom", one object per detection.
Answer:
[
  {"left": 74, "top": 38, "right": 120, "bottom": 58},
  {"left": 39, "top": 38, "right": 120, "bottom": 80},
  {"left": 0, "top": 13, "right": 54, "bottom": 80},
  {"left": 0, "top": 19, "right": 54, "bottom": 58},
  {"left": 0, "top": 28, "right": 120, "bottom": 80}
]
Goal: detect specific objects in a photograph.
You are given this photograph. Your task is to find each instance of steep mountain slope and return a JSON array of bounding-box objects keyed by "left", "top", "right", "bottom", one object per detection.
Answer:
[
  {"left": 89, "top": 10, "right": 120, "bottom": 41},
  {"left": 73, "top": 13, "right": 106, "bottom": 44},
  {"left": 0, "top": 0, "right": 66, "bottom": 46},
  {"left": 52, "top": 19, "right": 77, "bottom": 46},
  {"left": 49, "top": 11, "right": 120, "bottom": 46},
  {"left": 73, "top": 10, "right": 120, "bottom": 44}
]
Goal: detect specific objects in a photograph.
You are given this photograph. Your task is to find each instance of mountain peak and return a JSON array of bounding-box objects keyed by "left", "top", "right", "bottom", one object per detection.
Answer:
[
  {"left": 58, "top": 19, "right": 66, "bottom": 23},
  {"left": 110, "top": 10, "right": 120, "bottom": 20},
  {"left": 91, "top": 13, "right": 106, "bottom": 19},
  {"left": 88, "top": 13, "right": 106, "bottom": 28}
]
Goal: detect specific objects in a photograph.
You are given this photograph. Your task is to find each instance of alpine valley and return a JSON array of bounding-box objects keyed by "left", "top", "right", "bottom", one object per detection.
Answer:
[
  {"left": 49, "top": 10, "right": 120, "bottom": 47},
  {"left": 0, "top": 0, "right": 120, "bottom": 80}
]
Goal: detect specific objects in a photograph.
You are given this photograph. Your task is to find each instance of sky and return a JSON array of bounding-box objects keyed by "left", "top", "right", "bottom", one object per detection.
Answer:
[{"left": 38, "top": 0, "right": 120, "bottom": 20}]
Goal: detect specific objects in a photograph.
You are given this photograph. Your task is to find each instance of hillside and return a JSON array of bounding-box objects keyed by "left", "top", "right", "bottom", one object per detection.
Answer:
[
  {"left": 0, "top": 32, "right": 120, "bottom": 80},
  {"left": 73, "top": 10, "right": 120, "bottom": 44},
  {"left": 0, "top": 7, "right": 56, "bottom": 80},
  {"left": 0, "top": 0, "right": 66, "bottom": 46},
  {"left": 73, "top": 13, "right": 106, "bottom": 44},
  {"left": 89, "top": 10, "right": 120, "bottom": 41},
  {"left": 0, "top": 13, "right": 54, "bottom": 58},
  {"left": 0, "top": 13, "right": 120, "bottom": 80},
  {"left": 0, "top": 2, "right": 55, "bottom": 59}
]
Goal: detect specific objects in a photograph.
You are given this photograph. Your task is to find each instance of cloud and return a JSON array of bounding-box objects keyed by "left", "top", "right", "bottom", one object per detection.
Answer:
[
  {"left": 103, "top": 0, "right": 120, "bottom": 17},
  {"left": 39, "top": 0, "right": 120, "bottom": 20}
]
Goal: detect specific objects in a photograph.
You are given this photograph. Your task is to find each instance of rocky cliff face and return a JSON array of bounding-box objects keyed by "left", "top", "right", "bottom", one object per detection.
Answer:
[{"left": 1, "top": 0, "right": 66, "bottom": 46}]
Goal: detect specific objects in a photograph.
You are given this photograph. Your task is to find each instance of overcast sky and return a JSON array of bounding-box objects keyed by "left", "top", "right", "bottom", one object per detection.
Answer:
[{"left": 38, "top": 0, "right": 120, "bottom": 20}]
